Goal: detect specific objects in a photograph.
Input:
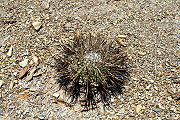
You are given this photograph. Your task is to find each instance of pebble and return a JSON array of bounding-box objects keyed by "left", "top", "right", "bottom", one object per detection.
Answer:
[
  {"left": 167, "top": 96, "right": 173, "bottom": 101},
  {"left": 117, "top": 35, "right": 128, "bottom": 38},
  {"left": 149, "top": 80, "right": 155, "bottom": 83},
  {"left": 153, "top": 108, "right": 162, "bottom": 112},
  {"left": 135, "top": 104, "right": 144, "bottom": 113},
  {"left": 7, "top": 46, "right": 13, "bottom": 57},
  {"left": 154, "top": 86, "right": 158, "bottom": 90},
  {"left": 42, "top": 1, "right": 50, "bottom": 9},
  {"left": 0, "top": 80, "right": 4, "bottom": 87},
  {"left": 32, "top": 21, "right": 42, "bottom": 31},
  {"left": 9, "top": 81, "right": 15, "bottom": 89},
  {"left": 0, "top": 108, "right": 3, "bottom": 115},
  {"left": 119, "top": 108, "right": 125, "bottom": 114},
  {"left": 138, "top": 51, "right": 146, "bottom": 55},
  {"left": 146, "top": 84, "right": 151, "bottom": 90},
  {"left": 38, "top": 115, "right": 45, "bottom": 120},
  {"left": 19, "top": 59, "right": 29, "bottom": 67},
  {"left": 157, "top": 104, "right": 165, "bottom": 109},
  {"left": 53, "top": 93, "right": 60, "bottom": 98},
  {"left": 32, "top": 55, "right": 40, "bottom": 66},
  {"left": 64, "top": 22, "right": 72, "bottom": 30},
  {"left": 29, "top": 87, "right": 37, "bottom": 91}
]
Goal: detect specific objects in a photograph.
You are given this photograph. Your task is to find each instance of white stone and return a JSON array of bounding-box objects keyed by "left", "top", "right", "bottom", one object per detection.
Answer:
[
  {"left": 32, "top": 21, "right": 42, "bottom": 31},
  {"left": 53, "top": 93, "right": 60, "bottom": 98},
  {"left": 19, "top": 59, "right": 29, "bottom": 67},
  {"left": 32, "top": 55, "right": 40, "bottom": 66},
  {"left": 117, "top": 35, "right": 128, "bottom": 38},
  {"left": 0, "top": 80, "right": 4, "bottom": 87}
]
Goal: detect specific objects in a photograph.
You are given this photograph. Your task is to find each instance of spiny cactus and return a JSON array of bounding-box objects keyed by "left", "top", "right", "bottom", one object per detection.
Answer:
[{"left": 56, "top": 31, "right": 129, "bottom": 110}]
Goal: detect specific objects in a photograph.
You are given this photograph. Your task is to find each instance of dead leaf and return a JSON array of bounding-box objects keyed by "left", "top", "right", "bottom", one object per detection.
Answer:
[
  {"left": 65, "top": 103, "right": 74, "bottom": 110},
  {"left": 172, "top": 91, "right": 180, "bottom": 100},
  {"left": 14, "top": 88, "right": 29, "bottom": 94},
  {"left": 18, "top": 92, "right": 31, "bottom": 99},
  {"left": 18, "top": 66, "right": 30, "bottom": 79},
  {"left": 54, "top": 98, "right": 65, "bottom": 104},
  {"left": 25, "top": 67, "right": 37, "bottom": 81},
  {"left": 33, "top": 71, "right": 43, "bottom": 77},
  {"left": 53, "top": 98, "right": 74, "bottom": 109}
]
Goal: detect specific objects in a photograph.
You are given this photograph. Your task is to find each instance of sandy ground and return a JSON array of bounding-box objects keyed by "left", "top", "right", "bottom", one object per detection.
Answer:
[{"left": 0, "top": 0, "right": 179, "bottom": 119}]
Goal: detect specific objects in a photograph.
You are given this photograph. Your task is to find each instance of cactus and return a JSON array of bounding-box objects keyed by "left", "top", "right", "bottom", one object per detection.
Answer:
[{"left": 56, "top": 31, "right": 129, "bottom": 110}]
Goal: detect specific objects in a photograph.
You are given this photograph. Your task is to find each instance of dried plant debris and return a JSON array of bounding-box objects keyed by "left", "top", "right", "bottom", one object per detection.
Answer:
[
  {"left": 171, "top": 91, "right": 180, "bottom": 100},
  {"left": 0, "top": 17, "right": 17, "bottom": 24},
  {"left": 55, "top": 31, "right": 130, "bottom": 110}
]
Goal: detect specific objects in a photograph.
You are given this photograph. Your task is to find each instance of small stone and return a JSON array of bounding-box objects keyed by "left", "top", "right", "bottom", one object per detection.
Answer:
[
  {"left": 149, "top": 80, "right": 154, "bottom": 83},
  {"left": 32, "top": 21, "right": 42, "bottom": 31},
  {"left": 38, "top": 115, "right": 45, "bottom": 120},
  {"left": 42, "top": 1, "right": 50, "bottom": 9},
  {"left": 117, "top": 35, "right": 128, "bottom": 38},
  {"left": 13, "top": 71, "right": 18, "bottom": 76},
  {"left": 53, "top": 93, "right": 60, "bottom": 98},
  {"left": 49, "top": 111, "right": 55, "bottom": 117},
  {"left": 14, "top": 80, "right": 18, "bottom": 84},
  {"left": 32, "top": 55, "right": 40, "bottom": 66},
  {"left": 0, "top": 80, "right": 4, "bottom": 87},
  {"left": 138, "top": 51, "right": 146, "bottom": 55},
  {"left": 167, "top": 96, "right": 173, "bottom": 101},
  {"left": 154, "top": 86, "right": 158, "bottom": 90},
  {"left": 29, "top": 87, "right": 36, "bottom": 91},
  {"left": 29, "top": 60, "right": 34, "bottom": 65},
  {"left": 119, "top": 108, "right": 125, "bottom": 114},
  {"left": 7, "top": 46, "right": 13, "bottom": 56},
  {"left": 131, "top": 104, "right": 136, "bottom": 108},
  {"left": 158, "top": 104, "right": 165, "bottom": 109},
  {"left": 146, "top": 84, "right": 151, "bottom": 90},
  {"left": 64, "top": 22, "right": 71, "bottom": 30},
  {"left": 9, "top": 81, "right": 15, "bottom": 89},
  {"left": 153, "top": 108, "right": 162, "bottom": 112},
  {"left": 19, "top": 59, "right": 29, "bottom": 67},
  {"left": 0, "top": 108, "right": 3, "bottom": 115},
  {"left": 45, "top": 14, "right": 50, "bottom": 20},
  {"left": 133, "top": 77, "right": 138, "bottom": 80},
  {"left": 111, "top": 97, "right": 115, "bottom": 102},
  {"left": 135, "top": 104, "right": 144, "bottom": 113}
]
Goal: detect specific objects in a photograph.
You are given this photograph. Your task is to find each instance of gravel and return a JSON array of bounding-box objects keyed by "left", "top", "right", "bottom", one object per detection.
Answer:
[{"left": 0, "top": 0, "right": 179, "bottom": 119}]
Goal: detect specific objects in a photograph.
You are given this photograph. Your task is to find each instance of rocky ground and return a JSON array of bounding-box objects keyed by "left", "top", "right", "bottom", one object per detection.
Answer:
[{"left": 0, "top": 0, "right": 179, "bottom": 120}]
